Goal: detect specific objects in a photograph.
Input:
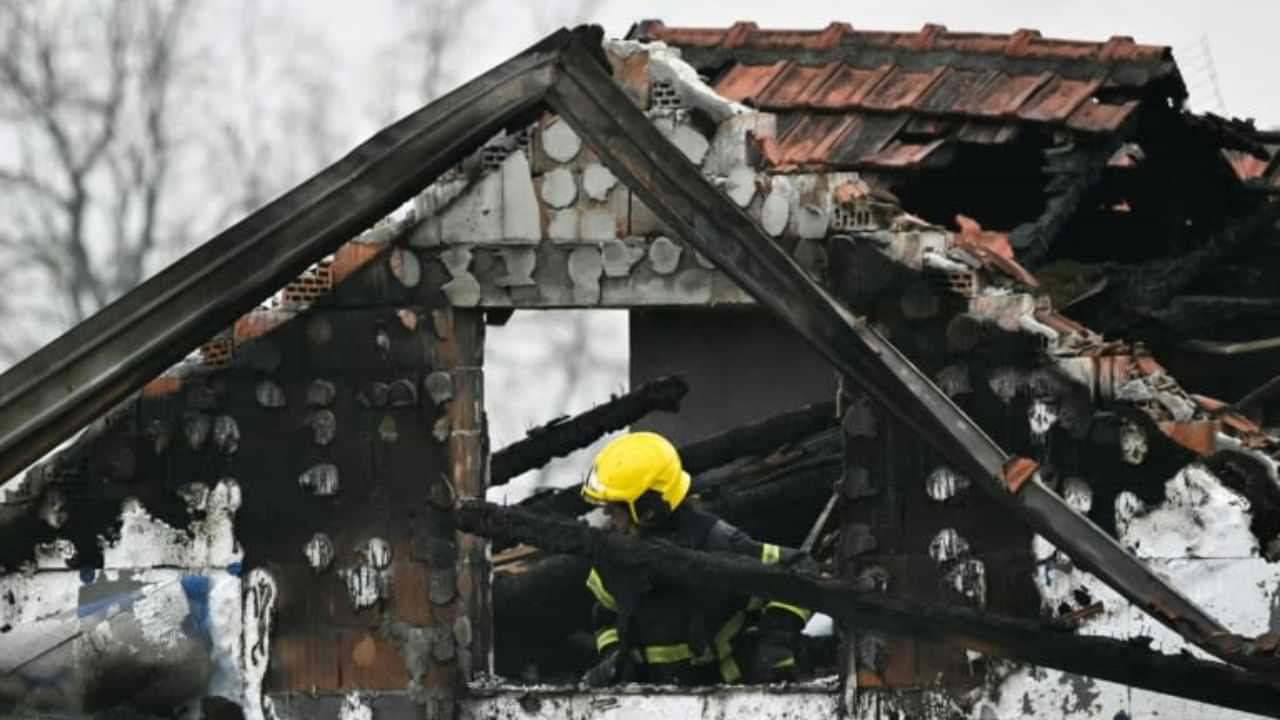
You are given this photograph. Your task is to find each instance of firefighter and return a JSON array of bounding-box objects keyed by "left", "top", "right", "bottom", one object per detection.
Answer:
[{"left": 579, "top": 431, "right": 814, "bottom": 686}]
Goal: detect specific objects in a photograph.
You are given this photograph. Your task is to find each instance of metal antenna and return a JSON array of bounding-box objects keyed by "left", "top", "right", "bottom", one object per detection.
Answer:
[{"left": 1181, "top": 33, "right": 1228, "bottom": 114}]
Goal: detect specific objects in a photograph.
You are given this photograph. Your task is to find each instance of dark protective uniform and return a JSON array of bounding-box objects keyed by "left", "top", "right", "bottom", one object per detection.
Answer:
[{"left": 585, "top": 504, "right": 814, "bottom": 685}]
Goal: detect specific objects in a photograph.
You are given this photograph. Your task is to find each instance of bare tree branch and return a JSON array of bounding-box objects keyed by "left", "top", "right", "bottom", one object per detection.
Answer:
[
  {"left": 401, "top": 0, "right": 482, "bottom": 102},
  {"left": 0, "top": 0, "right": 221, "bottom": 354},
  {"left": 0, "top": 166, "right": 64, "bottom": 204}
]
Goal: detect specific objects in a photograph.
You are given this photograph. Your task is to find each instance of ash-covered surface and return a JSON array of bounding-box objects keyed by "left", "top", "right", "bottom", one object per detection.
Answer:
[{"left": 461, "top": 678, "right": 841, "bottom": 720}]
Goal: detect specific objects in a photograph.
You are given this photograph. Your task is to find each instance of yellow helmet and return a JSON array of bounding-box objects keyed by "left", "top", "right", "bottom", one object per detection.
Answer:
[{"left": 582, "top": 432, "right": 691, "bottom": 525}]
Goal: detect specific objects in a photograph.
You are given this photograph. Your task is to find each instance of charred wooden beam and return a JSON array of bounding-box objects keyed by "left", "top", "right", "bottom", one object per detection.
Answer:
[
  {"left": 489, "top": 376, "right": 689, "bottom": 485},
  {"left": 1011, "top": 145, "right": 1111, "bottom": 265},
  {"left": 679, "top": 401, "right": 836, "bottom": 475},
  {"left": 1184, "top": 112, "right": 1275, "bottom": 159},
  {"left": 491, "top": 453, "right": 836, "bottom": 670},
  {"left": 705, "top": 451, "right": 840, "bottom": 504},
  {"left": 494, "top": 552, "right": 594, "bottom": 676},
  {"left": 1077, "top": 199, "right": 1280, "bottom": 337},
  {"left": 1234, "top": 374, "right": 1280, "bottom": 415},
  {"left": 698, "top": 449, "right": 840, "bottom": 544},
  {"left": 1150, "top": 295, "right": 1280, "bottom": 337},
  {"left": 692, "top": 426, "right": 841, "bottom": 494},
  {"left": 1206, "top": 451, "right": 1280, "bottom": 553},
  {"left": 1183, "top": 336, "right": 1280, "bottom": 356},
  {"left": 505, "top": 431, "right": 838, "bottom": 557},
  {"left": 459, "top": 500, "right": 1280, "bottom": 718},
  {"left": 515, "top": 484, "right": 591, "bottom": 519},
  {"left": 514, "top": 410, "right": 838, "bottom": 522}
]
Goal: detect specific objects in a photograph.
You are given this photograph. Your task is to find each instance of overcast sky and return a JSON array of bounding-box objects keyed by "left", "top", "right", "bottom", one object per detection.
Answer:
[{"left": 305, "top": 0, "right": 1280, "bottom": 143}]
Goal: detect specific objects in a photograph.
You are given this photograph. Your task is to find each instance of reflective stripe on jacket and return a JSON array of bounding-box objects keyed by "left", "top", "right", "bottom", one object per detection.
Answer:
[{"left": 585, "top": 506, "right": 814, "bottom": 681}]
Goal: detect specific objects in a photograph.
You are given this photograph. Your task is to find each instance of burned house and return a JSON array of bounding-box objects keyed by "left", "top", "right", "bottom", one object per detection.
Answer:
[{"left": 1, "top": 19, "right": 1280, "bottom": 720}]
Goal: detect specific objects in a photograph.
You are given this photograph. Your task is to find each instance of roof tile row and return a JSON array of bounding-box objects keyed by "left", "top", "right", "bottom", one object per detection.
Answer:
[
  {"left": 638, "top": 20, "right": 1169, "bottom": 64},
  {"left": 714, "top": 61, "right": 1139, "bottom": 133}
]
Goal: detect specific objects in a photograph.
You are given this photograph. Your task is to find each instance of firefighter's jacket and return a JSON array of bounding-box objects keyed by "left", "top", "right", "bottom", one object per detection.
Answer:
[{"left": 585, "top": 504, "right": 813, "bottom": 683}]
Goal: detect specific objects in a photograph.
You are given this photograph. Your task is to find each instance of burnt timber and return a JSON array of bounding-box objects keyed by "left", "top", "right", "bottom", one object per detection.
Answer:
[
  {"left": 489, "top": 375, "right": 688, "bottom": 484},
  {"left": 513, "top": 400, "right": 838, "bottom": 520}
]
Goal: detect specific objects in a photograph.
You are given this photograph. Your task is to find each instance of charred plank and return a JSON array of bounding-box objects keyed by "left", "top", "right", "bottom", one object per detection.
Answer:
[
  {"left": 1149, "top": 295, "right": 1280, "bottom": 337},
  {"left": 692, "top": 426, "right": 841, "bottom": 494},
  {"left": 489, "top": 375, "right": 689, "bottom": 485},
  {"left": 514, "top": 416, "right": 838, "bottom": 524},
  {"left": 1074, "top": 200, "right": 1280, "bottom": 337},
  {"left": 490, "top": 450, "right": 837, "bottom": 676},
  {"left": 1011, "top": 145, "right": 1112, "bottom": 265},
  {"left": 505, "top": 431, "right": 837, "bottom": 562},
  {"left": 1234, "top": 374, "right": 1280, "bottom": 416},
  {"left": 679, "top": 401, "right": 836, "bottom": 475}
]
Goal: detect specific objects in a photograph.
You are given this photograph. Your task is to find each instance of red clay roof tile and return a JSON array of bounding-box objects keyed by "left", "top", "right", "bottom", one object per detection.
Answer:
[
  {"left": 859, "top": 66, "right": 946, "bottom": 111},
  {"left": 1017, "top": 76, "right": 1104, "bottom": 122},
  {"left": 1065, "top": 98, "right": 1140, "bottom": 133},
  {"left": 757, "top": 63, "right": 830, "bottom": 108}
]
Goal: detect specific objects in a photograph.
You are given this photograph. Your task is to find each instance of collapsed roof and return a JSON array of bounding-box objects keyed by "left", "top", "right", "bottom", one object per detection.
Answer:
[{"left": 636, "top": 19, "right": 1278, "bottom": 273}]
